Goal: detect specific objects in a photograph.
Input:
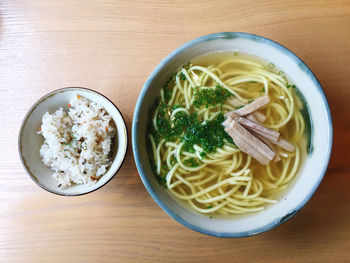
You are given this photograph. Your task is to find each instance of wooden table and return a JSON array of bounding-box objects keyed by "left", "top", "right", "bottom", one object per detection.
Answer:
[{"left": 1, "top": 0, "right": 349, "bottom": 262}]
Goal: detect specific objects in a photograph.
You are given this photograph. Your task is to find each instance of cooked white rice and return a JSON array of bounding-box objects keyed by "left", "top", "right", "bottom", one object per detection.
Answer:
[{"left": 38, "top": 95, "right": 116, "bottom": 188}]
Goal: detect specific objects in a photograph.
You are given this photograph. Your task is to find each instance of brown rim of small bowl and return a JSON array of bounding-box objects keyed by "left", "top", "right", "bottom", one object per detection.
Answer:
[{"left": 18, "top": 87, "right": 129, "bottom": 196}]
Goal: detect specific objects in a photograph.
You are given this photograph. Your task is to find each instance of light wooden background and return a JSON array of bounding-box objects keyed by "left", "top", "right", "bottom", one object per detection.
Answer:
[{"left": 0, "top": 0, "right": 349, "bottom": 262}]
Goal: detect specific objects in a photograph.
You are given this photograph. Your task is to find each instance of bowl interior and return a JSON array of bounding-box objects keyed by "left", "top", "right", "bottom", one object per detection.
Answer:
[
  {"left": 133, "top": 32, "right": 332, "bottom": 237},
  {"left": 19, "top": 88, "right": 128, "bottom": 195}
]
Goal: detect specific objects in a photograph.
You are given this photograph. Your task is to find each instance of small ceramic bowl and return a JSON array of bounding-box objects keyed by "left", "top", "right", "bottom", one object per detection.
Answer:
[
  {"left": 132, "top": 32, "right": 333, "bottom": 237},
  {"left": 19, "top": 87, "right": 128, "bottom": 196}
]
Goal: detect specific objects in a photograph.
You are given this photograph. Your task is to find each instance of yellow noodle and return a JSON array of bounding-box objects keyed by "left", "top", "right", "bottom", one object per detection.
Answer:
[{"left": 150, "top": 53, "right": 306, "bottom": 215}]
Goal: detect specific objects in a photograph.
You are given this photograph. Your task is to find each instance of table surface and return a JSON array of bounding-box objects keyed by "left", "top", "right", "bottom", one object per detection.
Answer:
[{"left": 1, "top": 0, "right": 349, "bottom": 262}]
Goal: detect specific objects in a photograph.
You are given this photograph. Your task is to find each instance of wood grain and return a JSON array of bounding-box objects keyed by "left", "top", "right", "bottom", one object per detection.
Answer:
[{"left": 0, "top": 0, "right": 349, "bottom": 262}]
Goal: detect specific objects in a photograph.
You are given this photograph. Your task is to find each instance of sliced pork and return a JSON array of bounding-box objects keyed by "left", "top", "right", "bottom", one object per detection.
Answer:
[
  {"left": 225, "top": 112, "right": 280, "bottom": 143},
  {"left": 224, "top": 120, "right": 275, "bottom": 165},
  {"left": 227, "top": 97, "right": 267, "bottom": 123},
  {"left": 275, "top": 137, "right": 295, "bottom": 152},
  {"left": 235, "top": 116, "right": 280, "bottom": 143},
  {"left": 253, "top": 132, "right": 281, "bottom": 163},
  {"left": 223, "top": 95, "right": 295, "bottom": 164},
  {"left": 234, "top": 96, "right": 269, "bottom": 116}
]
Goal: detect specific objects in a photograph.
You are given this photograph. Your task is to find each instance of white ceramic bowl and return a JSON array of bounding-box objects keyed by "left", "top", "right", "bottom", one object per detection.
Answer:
[
  {"left": 132, "top": 32, "right": 333, "bottom": 237},
  {"left": 19, "top": 87, "right": 128, "bottom": 196}
]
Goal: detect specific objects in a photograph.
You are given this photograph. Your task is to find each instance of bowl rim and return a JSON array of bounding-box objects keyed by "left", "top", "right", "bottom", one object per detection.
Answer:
[
  {"left": 18, "top": 86, "right": 129, "bottom": 196},
  {"left": 132, "top": 32, "right": 333, "bottom": 237}
]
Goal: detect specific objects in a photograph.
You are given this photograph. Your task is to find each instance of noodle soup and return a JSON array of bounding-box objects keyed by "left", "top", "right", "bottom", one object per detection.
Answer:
[{"left": 148, "top": 52, "right": 311, "bottom": 215}]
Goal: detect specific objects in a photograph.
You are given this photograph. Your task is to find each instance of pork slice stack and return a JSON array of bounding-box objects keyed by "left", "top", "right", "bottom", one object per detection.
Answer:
[
  {"left": 224, "top": 118, "right": 275, "bottom": 165},
  {"left": 223, "top": 96, "right": 295, "bottom": 165}
]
